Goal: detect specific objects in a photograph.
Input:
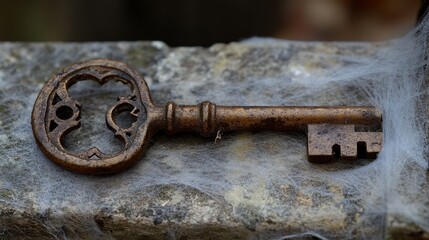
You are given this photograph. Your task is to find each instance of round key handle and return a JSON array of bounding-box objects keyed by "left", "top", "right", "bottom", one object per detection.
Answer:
[{"left": 32, "top": 59, "right": 159, "bottom": 174}]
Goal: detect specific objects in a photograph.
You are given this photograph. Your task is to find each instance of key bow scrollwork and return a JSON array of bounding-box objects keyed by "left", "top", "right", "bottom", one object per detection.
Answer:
[{"left": 32, "top": 59, "right": 157, "bottom": 174}]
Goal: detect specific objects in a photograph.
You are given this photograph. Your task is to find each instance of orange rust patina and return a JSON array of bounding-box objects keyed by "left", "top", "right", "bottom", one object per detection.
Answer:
[{"left": 32, "top": 59, "right": 382, "bottom": 174}]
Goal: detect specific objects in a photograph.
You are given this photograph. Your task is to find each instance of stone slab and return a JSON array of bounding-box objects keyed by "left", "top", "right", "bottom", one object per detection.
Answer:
[{"left": 0, "top": 41, "right": 427, "bottom": 239}]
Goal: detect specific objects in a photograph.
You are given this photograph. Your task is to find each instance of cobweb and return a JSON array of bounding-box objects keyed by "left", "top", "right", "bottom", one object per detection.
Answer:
[
  {"left": 241, "top": 14, "right": 429, "bottom": 238},
  {"left": 0, "top": 11, "right": 429, "bottom": 240}
]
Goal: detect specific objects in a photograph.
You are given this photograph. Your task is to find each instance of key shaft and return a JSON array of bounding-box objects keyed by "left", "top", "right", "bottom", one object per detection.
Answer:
[{"left": 158, "top": 102, "right": 382, "bottom": 136}]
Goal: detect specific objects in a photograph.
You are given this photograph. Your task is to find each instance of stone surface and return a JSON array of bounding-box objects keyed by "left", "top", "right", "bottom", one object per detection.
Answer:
[{"left": 0, "top": 40, "right": 427, "bottom": 239}]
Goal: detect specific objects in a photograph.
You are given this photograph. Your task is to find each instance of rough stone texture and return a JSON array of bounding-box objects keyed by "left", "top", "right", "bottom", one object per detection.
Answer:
[{"left": 0, "top": 41, "right": 427, "bottom": 239}]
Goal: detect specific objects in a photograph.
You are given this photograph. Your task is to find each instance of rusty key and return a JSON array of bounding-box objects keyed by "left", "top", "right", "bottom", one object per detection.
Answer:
[{"left": 32, "top": 59, "right": 382, "bottom": 174}]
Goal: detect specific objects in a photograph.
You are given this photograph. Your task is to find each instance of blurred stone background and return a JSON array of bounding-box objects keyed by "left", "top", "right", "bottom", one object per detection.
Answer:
[{"left": 0, "top": 0, "right": 426, "bottom": 45}]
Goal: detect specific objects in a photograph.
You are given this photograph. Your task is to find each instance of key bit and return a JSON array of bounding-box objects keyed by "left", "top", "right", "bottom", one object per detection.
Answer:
[
  {"left": 32, "top": 59, "right": 383, "bottom": 174},
  {"left": 308, "top": 124, "right": 382, "bottom": 163}
]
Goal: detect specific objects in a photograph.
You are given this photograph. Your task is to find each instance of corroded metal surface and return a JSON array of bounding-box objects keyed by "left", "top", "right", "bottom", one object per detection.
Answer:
[
  {"left": 308, "top": 124, "right": 382, "bottom": 162},
  {"left": 32, "top": 59, "right": 383, "bottom": 174},
  {"left": 31, "top": 59, "right": 158, "bottom": 174}
]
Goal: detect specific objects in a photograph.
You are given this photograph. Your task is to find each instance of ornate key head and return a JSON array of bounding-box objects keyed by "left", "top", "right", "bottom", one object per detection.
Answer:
[{"left": 32, "top": 59, "right": 158, "bottom": 174}]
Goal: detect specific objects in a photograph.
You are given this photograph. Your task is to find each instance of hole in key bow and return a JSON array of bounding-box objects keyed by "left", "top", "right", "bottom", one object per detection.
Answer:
[
  {"left": 56, "top": 106, "right": 74, "bottom": 120},
  {"left": 61, "top": 80, "right": 134, "bottom": 155},
  {"left": 112, "top": 103, "right": 138, "bottom": 129}
]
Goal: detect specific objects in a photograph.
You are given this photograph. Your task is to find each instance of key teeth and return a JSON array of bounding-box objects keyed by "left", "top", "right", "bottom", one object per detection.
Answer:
[{"left": 307, "top": 124, "right": 382, "bottom": 163}]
